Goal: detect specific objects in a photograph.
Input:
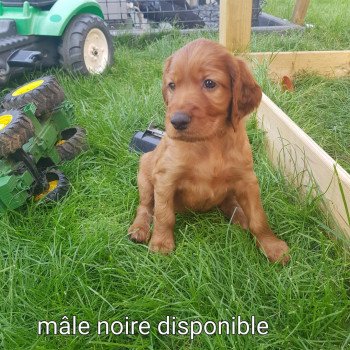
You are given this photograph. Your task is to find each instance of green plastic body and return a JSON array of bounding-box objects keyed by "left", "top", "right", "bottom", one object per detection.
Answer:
[
  {"left": 0, "top": 0, "right": 103, "bottom": 36},
  {"left": 0, "top": 102, "right": 73, "bottom": 212}
]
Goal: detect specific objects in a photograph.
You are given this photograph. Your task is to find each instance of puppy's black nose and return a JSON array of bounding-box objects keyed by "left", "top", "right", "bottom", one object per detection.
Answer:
[{"left": 170, "top": 112, "right": 190, "bottom": 130}]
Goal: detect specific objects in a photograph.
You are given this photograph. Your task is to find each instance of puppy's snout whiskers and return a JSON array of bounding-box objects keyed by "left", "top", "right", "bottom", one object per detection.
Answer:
[{"left": 171, "top": 112, "right": 191, "bottom": 130}]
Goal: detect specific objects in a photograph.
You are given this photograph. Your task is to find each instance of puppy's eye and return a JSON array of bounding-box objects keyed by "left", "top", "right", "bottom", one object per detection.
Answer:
[
  {"left": 203, "top": 79, "right": 216, "bottom": 89},
  {"left": 168, "top": 82, "right": 175, "bottom": 91}
]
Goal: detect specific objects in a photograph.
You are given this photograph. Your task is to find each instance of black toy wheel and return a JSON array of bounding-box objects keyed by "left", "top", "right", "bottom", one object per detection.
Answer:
[
  {"left": 34, "top": 169, "right": 69, "bottom": 202},
  {"left": 56, "top": 126, "right": 87, "bottom": 161},
  {"left": 0, "top": 109, "right": 34, "bottom": 158},
  {"left": 58, "top": 14, "right": 114, "bottom": 75},
  {"left": 2, "top": 76, "right": 65, "bottom": 117}
]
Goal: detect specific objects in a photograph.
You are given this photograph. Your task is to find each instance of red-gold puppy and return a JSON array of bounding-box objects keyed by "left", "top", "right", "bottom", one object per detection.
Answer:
[{"left": 129, "top": 39, "right": 289, "bottom": 264}]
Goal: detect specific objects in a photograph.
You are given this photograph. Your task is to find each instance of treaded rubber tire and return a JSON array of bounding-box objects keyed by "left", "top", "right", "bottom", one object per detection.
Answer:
[
  {"left": 2, "top": 76, "right": 65, "bottom": 117},
  {"left": 58, "top": 14, "right": 114, "bottom": 75},
  {"left": 0, "top": 109, "right": 34, "bottom": 158},
  {"left": 56, "top": 126, "right": 87, "bottom": 161},
  {"left": 35, "top": 169, "right": 70, "bottom": 203}
]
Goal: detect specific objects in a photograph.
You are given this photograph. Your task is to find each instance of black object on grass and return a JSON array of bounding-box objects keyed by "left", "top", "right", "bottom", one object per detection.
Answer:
[{"left": 129, "top": 127, "right": 164, "bottom": 153}]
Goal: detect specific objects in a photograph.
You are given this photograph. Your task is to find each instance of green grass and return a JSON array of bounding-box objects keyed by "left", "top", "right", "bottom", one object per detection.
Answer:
[
  {"left": 257, "top": 73, "right": 350, "bottom": 173},
  {"left": 252, "top": 0, "right": 350, "bottom": 173},
  {"left": 1, "top": 2, "right": 350, "bottom": 349},
  {"left": 254, "top": 0, "right": 350, "bottom": 51}
]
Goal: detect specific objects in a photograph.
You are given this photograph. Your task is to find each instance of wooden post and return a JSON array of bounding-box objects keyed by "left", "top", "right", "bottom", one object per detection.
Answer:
[
  {"left": 292, "top": 0, "right": 311, "bottom": 25},
  {"left": 244, "top": 50, "right": 350, "bottom": 81},
  {"left": 257, "top": 94, "right": 350, "bottom": 238},
  {"left": 219, "top": 0, "right": 252, "bottom": 52}
]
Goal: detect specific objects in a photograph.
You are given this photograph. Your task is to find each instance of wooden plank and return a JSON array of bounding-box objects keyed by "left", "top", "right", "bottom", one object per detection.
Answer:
[
  {"left": 256, "top": 93, "right": 350, "bottom": 238},
  {"left": 219, "top": 0, "right": 253, "bottom": 52},
  {"left": 245, "top": 51, "right": 350, "bottom": 81},
  {"left": 292, "top": 0, "right": 311, "bottom": 25}
]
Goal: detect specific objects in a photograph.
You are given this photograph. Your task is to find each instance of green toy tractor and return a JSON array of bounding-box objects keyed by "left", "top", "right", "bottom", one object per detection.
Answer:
[
  {"left": 0, "top": 75, "right": 87, "bottom": 212},
  {"left": 0, "top": 0, "right": 114, "bottom": 84}
]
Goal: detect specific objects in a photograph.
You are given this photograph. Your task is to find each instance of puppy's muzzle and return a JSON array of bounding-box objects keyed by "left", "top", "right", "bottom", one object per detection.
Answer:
[{"left": 170, "top": 112, "right": 191, "bottom": 130}]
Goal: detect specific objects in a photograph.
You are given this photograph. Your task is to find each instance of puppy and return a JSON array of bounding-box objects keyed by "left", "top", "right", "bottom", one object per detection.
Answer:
[{"left": 129, "top": 39, "right": 289, "bottom": 264}]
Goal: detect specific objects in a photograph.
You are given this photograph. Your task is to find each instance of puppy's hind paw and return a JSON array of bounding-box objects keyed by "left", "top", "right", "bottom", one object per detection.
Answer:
[
  {"left": 128, "top": 224, "right": 150, "bottom": 244},
  {"left": 259, "top": 239, "right": 290, "bottom": 265}
]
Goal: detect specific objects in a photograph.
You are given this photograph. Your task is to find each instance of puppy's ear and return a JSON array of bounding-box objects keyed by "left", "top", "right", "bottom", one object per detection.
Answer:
[
  {"left": 229, "top": 58, "right": 262, "bottom": 130},
  {"left": 162, "top": 55, "right": 173, "bottom": 106}
]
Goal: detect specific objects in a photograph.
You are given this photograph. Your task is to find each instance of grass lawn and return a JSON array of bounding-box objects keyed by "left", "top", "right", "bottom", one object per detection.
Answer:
[
  {"left": 258, "top": 74, "right": 350, "bottom": 173},
  {"left": 253, "top": 0, "right": 350, "bottom": 173},
  {"left": 0, "top": 1, "right": 349, "bottom": 349}
]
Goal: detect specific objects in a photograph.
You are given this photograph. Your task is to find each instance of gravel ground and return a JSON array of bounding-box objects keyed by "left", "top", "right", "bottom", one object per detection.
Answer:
[{"left": 195, "top": 2, "right": 220, "bottom": 29}]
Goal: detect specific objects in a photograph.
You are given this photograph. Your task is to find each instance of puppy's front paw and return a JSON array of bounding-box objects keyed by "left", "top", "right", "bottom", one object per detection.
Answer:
[
  {"left": 149, "top": 236, "right": 175, "bottom": 255},
  {"left": 128, "top": 224, "right": 150, "bottom": 244},
  {"left": 259, "top": 238, "right": 290, "bottom": 265}
]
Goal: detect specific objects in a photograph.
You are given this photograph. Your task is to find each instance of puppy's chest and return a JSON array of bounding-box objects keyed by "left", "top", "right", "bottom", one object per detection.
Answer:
[{"left": 175, "top": 161, "right": 234, "bottom": 211}]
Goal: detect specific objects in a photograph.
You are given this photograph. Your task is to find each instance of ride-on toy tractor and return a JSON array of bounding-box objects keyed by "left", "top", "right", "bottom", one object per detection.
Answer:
[
  {"left": 0, "top": 0, "right": 114, "bottom": 84},
  {"left": 0, "top": 76, "right": 87, "bottom": 212}
]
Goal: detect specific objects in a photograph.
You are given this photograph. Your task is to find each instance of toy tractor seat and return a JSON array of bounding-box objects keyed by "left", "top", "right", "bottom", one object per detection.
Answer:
[{"left": 1, "top": 1, "right": 57, "bottom": 9}]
